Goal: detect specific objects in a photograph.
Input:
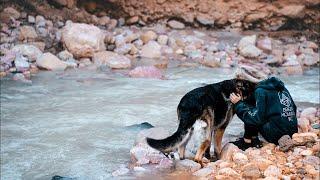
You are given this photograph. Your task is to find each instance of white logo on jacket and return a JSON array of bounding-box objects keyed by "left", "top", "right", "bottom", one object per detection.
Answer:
[{"left": 278, "top": 91, "right": 295, "bottom": 119}]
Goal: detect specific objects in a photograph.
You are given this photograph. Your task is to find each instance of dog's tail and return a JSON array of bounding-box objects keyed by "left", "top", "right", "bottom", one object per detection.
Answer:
[{"left": 146, "top": 116, "right": 195, "bottom": 153}]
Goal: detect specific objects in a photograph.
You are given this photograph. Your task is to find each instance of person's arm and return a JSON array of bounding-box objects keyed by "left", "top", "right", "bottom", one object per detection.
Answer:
[{"left": 234, "top": 89, "right": 267, "bottom": 126}]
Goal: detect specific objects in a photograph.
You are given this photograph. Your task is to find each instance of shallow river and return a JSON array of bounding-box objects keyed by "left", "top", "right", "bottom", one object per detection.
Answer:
[{"left": 1, "top": 67, "right": 319, "bottom": 179}]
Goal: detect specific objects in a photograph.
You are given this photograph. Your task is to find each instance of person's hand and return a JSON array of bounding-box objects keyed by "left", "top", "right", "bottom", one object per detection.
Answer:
[{"left": 230, "top": 93, "right": 242, "bottom": 104}]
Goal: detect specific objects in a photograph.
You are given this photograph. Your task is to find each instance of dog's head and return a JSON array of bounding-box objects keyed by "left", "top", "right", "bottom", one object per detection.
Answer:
[{"left": 233, "top": 79, "right": 257, "bottom": 100}]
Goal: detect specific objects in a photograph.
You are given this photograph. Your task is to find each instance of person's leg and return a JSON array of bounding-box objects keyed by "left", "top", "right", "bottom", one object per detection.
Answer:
[
  {"left": 259, "top": 123, "right": 295, "bottom": 152},
  {"left": 243, "top": 124, "right": 259, "bottom": 142},
  {"left": 232, "top": 123, "right": 262, "bottom": 150}
]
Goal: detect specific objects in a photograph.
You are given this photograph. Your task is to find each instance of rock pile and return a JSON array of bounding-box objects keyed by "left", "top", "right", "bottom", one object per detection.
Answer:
[
  {"left": 0, "top": 6, "right": 319, "bottom": 83},
  {"left": 113, "top": 106, "right": 320, "bottom": 178}
]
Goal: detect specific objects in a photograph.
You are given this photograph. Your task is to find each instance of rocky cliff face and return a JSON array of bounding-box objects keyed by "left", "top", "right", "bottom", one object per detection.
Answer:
[
  {"left": 113, "top": 0, "right": 320, "bottom": 31},
  {"left": 2, "top": 0, "right": 320, "bottom": 31}
]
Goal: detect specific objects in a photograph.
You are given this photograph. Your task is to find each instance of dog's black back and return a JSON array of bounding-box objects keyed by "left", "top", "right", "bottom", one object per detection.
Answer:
[
  {"left": 147, "top": 79, "right": 256, "bottom": 160},
  {"left": 177, "top": 80, "right": 237, "bottom": 128}
]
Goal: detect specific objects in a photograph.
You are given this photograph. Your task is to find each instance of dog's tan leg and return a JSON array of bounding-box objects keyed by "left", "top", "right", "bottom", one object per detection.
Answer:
[
  {"left": 178, "top": 144, "right": 186, "bottom": 159},
  {"left": 213, "top": 128, "right": 226, "bottom": 160},
  {"left": 194, "top": 112, "right": 213, "bottom": 165},
  {"left": 205, "top": 108, "right": 215, "bottom": 160},
  {"left": 178, "top": 127, "right": 193, "bottom": 160}
]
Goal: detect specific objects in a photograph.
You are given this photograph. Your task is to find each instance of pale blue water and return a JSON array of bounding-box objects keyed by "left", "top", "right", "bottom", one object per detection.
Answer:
[{"left": 0, "top": 67, "right": 319, "bottom": 179}]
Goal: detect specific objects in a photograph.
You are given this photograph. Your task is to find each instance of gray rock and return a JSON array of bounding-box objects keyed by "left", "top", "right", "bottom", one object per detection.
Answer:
[
  {"left": 11, "top": 44, "right": 42, "bottom": 62},
  {"left": 167, "top": 20, "right": 185, "bottom": 29},
  {"left": 193, "top": 167, "right": 214, "bottom": 177},
  {"left": 61, "top": 22, "right": 106, "bottom": 58},
  {"left": 196, "top": 15, "right": 214, "bottom": 26},
  {"left": 28, "top": 15, "right": 35, "bottom": 24},
  {"left": 175, "top": 159, "right": 201, "bottom": 172},
  {"left": 36, "top": 52, "right": 67, "bottom": 71},
  {"left": 14, "top": 53, "right": 30, "bottom": 71},
  {"left": 140, "top": 41, "right": 162, "bottom": 59},
  {"left": 92, "top": 51, "right": 131, "bottom": 69},
  {"left": 57, "top": 50, "right": 74, "bottom": 61}
]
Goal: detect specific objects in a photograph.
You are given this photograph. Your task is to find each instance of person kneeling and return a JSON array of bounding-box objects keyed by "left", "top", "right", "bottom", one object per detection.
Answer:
[{"left": 230, "top": 76, "right": 298, "bottom": 151}]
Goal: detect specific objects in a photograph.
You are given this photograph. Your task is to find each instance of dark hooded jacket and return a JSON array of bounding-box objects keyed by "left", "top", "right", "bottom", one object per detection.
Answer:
[{"left": 235, "top": 77, "right": 298, "bottom": 144}]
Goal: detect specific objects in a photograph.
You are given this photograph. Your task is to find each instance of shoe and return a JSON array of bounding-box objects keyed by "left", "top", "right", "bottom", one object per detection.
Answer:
[
  {"left": 278, "top": 135, "right": 294, "bottom": 152},
  {"left": 231, "top": 138, "right": 252, "bottom": 151},
  {"left": 251, "top": 137, "right": 263, "bottom": 148}
]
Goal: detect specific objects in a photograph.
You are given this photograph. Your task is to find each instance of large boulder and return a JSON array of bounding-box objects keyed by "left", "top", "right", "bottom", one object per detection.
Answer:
[
  {"left": 61, "top": 22, "right": 105, "bottom": 58},
  {"left": 36, "top": 52, "right": 67, "bottom": 71},
  {"left": 11, "top": 44, "right": 42, "bottom": 62},
  {"left": 140, "top": 41, "right": 162, "bottom": 59},
  {"left": 238, "top": 35, "right": 262, "bottom": 58},
  {"left": 130, "top": 127, "right": 171, "bottom": 166},
  {"left": 92, "top": 51, "right": 131, "bottom": 69}
]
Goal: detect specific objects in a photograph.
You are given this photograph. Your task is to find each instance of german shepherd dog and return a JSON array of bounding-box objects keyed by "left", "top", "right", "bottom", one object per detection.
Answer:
[{"left": 147, "top": 79, "right": 256, "bottom": 164}]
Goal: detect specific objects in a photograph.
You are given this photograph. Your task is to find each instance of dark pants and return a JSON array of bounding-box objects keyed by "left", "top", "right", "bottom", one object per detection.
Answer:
[
  {"left": 243, "top": 123, "right": 284, "bottom": 145},
  {"left": 243, "top": 124, "right": 259, "bottom": 139}
]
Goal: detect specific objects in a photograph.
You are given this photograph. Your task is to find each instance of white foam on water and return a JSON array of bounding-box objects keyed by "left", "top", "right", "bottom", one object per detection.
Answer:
[{"left": 1, "top": 67, "right": 318, "bottom": 179}]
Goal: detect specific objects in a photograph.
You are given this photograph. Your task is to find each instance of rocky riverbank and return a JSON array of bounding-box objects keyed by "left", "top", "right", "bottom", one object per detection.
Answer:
[
  {"left": 1, "top": 3, "right": 319, "bottom": 180},
  {"left": 1, "top": 6, "right": 319, "bottom": 83},
  {"left": 114, "top": 107, "right": 320, "bottom": 179}
]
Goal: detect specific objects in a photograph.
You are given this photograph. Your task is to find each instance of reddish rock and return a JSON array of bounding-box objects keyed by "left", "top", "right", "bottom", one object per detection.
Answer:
[
  {"left": 279, "top": 5, "right": 305, "bottom": 18},
  {"left": 0, "top": 7, "right": 20, "bottom": 23},
  {"left": 126, "top": 16, "right": 139, "bottom": 25},
  {"left": 292, "top": 132, "right": 317, "bottom": 145},
  {"left": 242, "top": 163, "right": 261, "bottom": 179},
  {"left": 264, "top": 165, "right": 281, "bottom": 178},
  {"left": 232, "top": 152, "right": 248, "bottom": 165},
  {"left": 140, "top": 31, "right": 157, "bottom": 44},
  {"left": 18, "top": 26, "right": 38, "bottom": 41},
  {"left": 220, "top": 143, "right": 241, "bottom": 161},
  {"left": 218, "top": 167, "right": 240, "bottom": 177},
  {"left": 129, "top": 66, "right": 163, "bottom": 79},
  {"left": 251, "top": 158, "right": 273, "bottom": 171}
]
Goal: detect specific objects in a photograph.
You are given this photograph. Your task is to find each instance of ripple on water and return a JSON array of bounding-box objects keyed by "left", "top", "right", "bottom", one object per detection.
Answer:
[{"left": 0, "top": 67, "right": 319, "bottom": 179}]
